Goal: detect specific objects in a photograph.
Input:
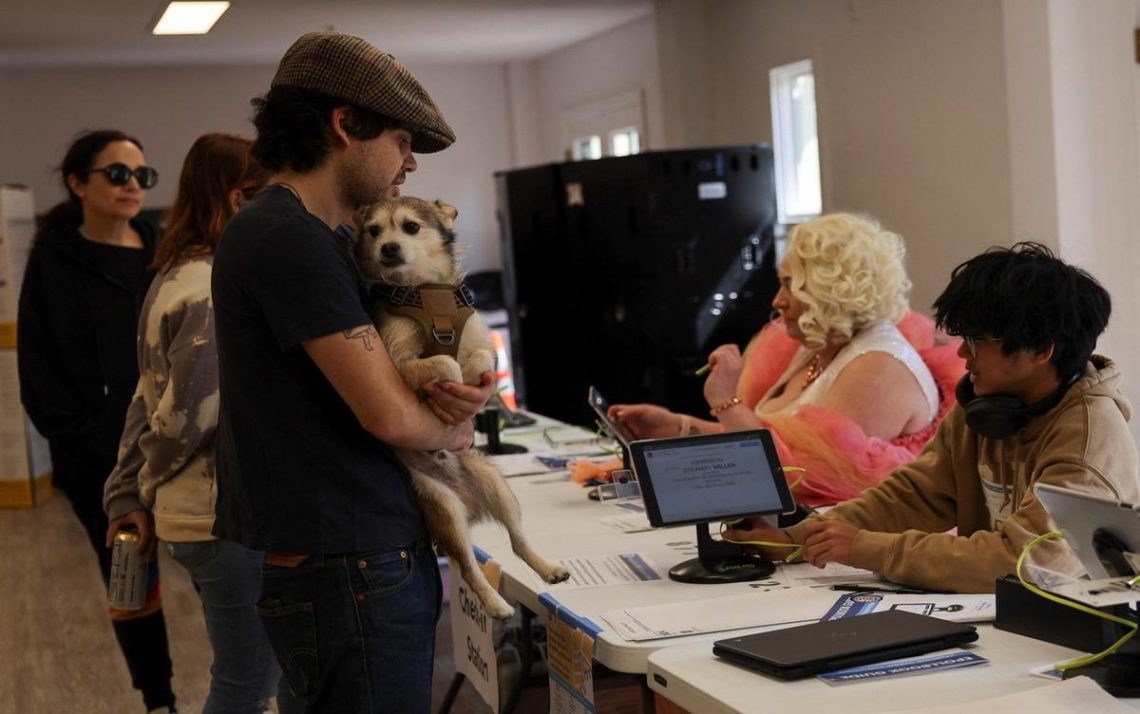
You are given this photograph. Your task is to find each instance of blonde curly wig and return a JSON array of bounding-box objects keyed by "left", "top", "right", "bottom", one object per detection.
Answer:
[{"left": 784, "top": 213, "right": 911, "bottom": 349}]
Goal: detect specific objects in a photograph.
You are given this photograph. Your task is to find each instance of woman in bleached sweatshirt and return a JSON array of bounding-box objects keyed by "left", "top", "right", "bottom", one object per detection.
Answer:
[{"left": 104, "top": 133, "right": 299, "bottom": 714}]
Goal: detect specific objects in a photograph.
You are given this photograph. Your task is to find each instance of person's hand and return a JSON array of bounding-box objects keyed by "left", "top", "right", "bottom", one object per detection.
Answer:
[
  {"left": 106, "top": 510, "right": 157, "bottom": 561},
  {"left": 703, "top": 344, "right": 744, "bottom": 409},
  {"left": 446, "top": 419, "right": 477, "bottom": 451},
  {"left": 607, "top": 403, "right": 681, "bottom": 440},
  {"left": 721, "top": 516, "right": 800, "bottom": 561},
  {"left": 799, "top": 518, "right": 861, "bottom": 568},
  {"left": 423, "top": 371, "right": 494, "bottom": 425}
]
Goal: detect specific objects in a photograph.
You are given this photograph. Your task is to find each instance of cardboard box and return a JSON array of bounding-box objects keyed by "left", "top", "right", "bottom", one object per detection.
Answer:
[{"left": 0, "top": 185, "right": 53, "bottom": 507}]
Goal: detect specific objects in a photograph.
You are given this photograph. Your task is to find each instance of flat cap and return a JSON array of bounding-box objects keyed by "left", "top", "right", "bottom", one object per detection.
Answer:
[{"left": 272, "top": 31, "right": 455, "bottom": 153}]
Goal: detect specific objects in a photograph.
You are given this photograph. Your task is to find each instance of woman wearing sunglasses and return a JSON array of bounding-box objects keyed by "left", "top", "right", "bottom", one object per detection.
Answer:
[
  {"left": 101, "top": 133, "right": 302, "bottom": 714},
  {"left": 17, "top": 129, "right": 177, "bottom": 713}
]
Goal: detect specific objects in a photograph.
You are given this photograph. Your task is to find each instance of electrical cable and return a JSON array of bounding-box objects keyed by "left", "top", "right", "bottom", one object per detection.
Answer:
[
  {"left": 718, "top": 466, "right": 808, "bottom": 562},
  {"left": 1016, "top": 530, "right": 1138, "bottom": 671}
]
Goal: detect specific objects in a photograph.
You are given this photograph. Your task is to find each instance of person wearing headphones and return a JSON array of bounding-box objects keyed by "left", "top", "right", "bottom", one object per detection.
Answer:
[{"left": 726, "top": 243, "right": 1140, "bottom": 593}]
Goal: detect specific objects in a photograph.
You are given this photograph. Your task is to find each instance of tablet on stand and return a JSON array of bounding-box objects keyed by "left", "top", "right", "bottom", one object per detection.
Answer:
[{"left": 628, "top": 429, "right": 796, "bottom": 584}]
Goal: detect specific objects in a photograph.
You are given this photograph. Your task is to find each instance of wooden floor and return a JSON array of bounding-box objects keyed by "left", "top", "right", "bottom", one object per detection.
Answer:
[{"left": 0, "top": 493, "right": 490, "bottom": 713}]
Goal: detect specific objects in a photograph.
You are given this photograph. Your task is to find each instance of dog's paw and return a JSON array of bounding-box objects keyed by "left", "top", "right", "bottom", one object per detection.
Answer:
[
  {"left": 461, "top": 348, "right": 496, "bottom": 385},
  {"left": 540, "top": 563, "right": 571, "bottom": 584},
  {"left": 486, "top": 594, "right": 516, "bottom": 620},
  {"left": 405, "top": 355, "right": 462, "bottom": 389}
]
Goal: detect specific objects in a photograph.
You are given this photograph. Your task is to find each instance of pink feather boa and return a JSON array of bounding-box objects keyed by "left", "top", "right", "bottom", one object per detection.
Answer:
[{"left": 740, "top": 313, "right": 964, "bottom": 506}]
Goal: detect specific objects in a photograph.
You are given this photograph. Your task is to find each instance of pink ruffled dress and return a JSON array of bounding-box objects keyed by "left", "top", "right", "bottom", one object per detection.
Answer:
[{"left": 739, "top": 313, "right": 965, "bottom": 506}]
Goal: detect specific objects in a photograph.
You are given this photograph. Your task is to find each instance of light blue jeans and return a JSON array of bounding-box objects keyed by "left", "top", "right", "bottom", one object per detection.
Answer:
[{"left": 168, "top": 539, "right": 303, "bottom": 714}]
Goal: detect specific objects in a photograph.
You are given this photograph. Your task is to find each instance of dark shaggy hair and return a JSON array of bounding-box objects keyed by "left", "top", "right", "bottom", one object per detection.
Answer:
[
  {"left": 933, "top": 242, "right": 1111, "bottom": 379},
  {"left": 250, "top": 86, "right": 391, "bottom": 173}
]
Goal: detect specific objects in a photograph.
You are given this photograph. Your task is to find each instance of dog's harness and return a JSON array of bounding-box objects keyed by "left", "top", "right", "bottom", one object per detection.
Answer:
[{"left": 372, "top": 283, "right": 477, "bottom": 359}]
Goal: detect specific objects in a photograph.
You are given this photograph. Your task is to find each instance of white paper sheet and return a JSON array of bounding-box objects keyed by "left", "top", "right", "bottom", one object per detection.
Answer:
[
  {"left": 599, "top": 511, "right": 654, "bottom": 533},
  {"left": 542, "top": 553, "right": 663, "bottom": 589},
  {"left": 600, "top": 589, "right": 995, "bottom": 642},
  {"left": 486, "top": 453, "right": 554, "bottom": 477}
]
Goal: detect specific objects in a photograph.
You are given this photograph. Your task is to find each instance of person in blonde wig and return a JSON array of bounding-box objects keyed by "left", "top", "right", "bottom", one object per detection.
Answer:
[{"left": 609, "top": 213, "right": 964, "bottom": 505}]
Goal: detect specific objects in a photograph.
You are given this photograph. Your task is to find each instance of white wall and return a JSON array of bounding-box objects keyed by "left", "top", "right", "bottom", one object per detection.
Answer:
[
  {"left": 0, "top": 62, "right": 513, "bottom": 271},
  {"left": 655, "top": 0, "right": 713, "bottom": 148},
  {"left": 0, "top": 66, "right": 275, "bottom": 210},
  {"left": 1047, "top": 0, "right": 1140, "bottom": 372},
  {"left": 504, "top": 61, "right": 544, "bottom": 169},
  {"left": 405, "top": 64, "right": 514, "bottom": 271},
  {"left": 657, "top": 0, "right": 1014, "bottom": 315},
  {"left": 524, "top": 14, "right": 665, "bottom": 164},
  {"left": 1003, "top": 0, "right": 1140, "bottom": 439},
  {"left": 1002, "top": 0, "right": 1060, "bottom": 251}
]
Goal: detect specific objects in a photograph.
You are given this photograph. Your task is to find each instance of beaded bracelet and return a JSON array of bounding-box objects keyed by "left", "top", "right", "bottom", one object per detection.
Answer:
[{"left": 709, "top": 396, "right": 743, "bottom": 416}]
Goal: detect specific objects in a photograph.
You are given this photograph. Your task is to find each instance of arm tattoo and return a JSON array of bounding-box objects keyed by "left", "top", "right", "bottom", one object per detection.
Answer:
[{"left": 343, "top": 326, "right": 379, "bottom": 352}]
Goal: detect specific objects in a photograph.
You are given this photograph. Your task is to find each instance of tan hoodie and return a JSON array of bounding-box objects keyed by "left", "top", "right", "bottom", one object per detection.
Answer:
[{"left": 787, "top": 355, "right": 1140, "bottom": 593}]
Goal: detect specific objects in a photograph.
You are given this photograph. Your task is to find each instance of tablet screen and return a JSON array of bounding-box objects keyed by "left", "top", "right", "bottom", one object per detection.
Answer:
[
  {"left": 630, "top": 430, "right": 794, "bottom": 527},
  {"left": 587, "top": 385, "right": 628, "bottom": 447}
]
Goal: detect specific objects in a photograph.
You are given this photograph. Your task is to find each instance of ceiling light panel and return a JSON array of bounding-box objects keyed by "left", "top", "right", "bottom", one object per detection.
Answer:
[{"left": 152, "top": 2, "right": 231, "bottom": 35}]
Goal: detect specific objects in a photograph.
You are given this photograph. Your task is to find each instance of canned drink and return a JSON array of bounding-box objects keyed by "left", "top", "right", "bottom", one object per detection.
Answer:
[{"left": 109, "top": 530, "right": 148, "bottom": 610}]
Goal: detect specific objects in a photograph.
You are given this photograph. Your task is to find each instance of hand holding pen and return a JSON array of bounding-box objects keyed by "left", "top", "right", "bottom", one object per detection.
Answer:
[{"left": 699, "top": 344, "right": 745, "bottom": 415}]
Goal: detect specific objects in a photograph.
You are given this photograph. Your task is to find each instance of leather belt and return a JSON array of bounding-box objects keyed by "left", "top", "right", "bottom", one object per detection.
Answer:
[{"left": 265, "top": 551, "right": 310, "bottom": 567}]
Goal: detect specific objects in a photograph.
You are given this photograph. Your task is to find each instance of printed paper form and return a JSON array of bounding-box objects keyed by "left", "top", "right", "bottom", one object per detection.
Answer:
[
  {"left": 600, "top": 589, "right": 995, "bottom": 642},
  {"left": 533, "top": 553, "right": 663, "bottom": 590},
  {"left": 486, "top": 453, "right": 555, "bottom": 477}
]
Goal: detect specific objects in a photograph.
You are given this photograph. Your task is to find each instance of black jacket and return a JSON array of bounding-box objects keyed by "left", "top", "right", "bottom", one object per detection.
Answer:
[{"left": 17, "top": 217, "right": 156, "bottom": 493}]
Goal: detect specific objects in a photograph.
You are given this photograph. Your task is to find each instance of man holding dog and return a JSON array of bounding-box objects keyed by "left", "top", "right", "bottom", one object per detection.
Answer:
[
  {"left": 727, "top": 243, "right": 1140, "bottom": 593},
  {"left": 212, "top": 32, "right": 493, "bottom": 712}
]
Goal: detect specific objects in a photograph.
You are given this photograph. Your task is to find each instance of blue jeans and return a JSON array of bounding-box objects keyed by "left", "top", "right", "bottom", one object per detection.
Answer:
[
  {"left": 255, "top": 541, "right": 441, "bottom": 713},
  {"left": 168, "top": 540, "right": 303, "bottom": 714}
]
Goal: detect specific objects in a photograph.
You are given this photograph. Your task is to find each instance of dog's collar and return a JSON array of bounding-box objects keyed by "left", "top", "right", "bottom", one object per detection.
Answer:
[{"left": 372, "top": 282, "right": 476, "bottom": 310}]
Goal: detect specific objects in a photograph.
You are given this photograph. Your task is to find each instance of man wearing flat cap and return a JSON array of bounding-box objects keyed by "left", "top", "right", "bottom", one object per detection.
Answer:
[{"left": 211, "top": 31, "right": 493, "bottom": 712}]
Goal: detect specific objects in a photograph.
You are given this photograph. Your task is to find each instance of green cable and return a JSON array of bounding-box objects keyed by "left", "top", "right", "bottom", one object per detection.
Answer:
[
  {"left": 719, "top": 464, "right": 809, "bottom": 562},
  {"left": 1016, "top": 531, "right": 1138, "bottom": 672}
]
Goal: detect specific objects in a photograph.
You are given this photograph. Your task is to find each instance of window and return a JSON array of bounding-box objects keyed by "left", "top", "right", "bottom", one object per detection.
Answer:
[
  {"left": 609, "top": 127, "right": 641, "bottom": 157},
  {"left": 770, "top": 60, "right": 822, "bottom": 224},
  {"left": 572, "top": 135, "right": 602, "bottom": 160},
  {"left": 563, "top": 90, "right": 646, "bottom": 161}
]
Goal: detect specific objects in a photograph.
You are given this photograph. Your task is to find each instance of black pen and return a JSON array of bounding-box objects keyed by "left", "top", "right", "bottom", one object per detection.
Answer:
[{"left": 830, "top": 584, "right": 946, "bottom": 595}]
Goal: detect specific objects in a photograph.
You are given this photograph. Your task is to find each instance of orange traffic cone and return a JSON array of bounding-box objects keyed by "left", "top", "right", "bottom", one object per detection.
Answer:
[{"left": 489, "top": 329, "right": 517, "bottom": 409}]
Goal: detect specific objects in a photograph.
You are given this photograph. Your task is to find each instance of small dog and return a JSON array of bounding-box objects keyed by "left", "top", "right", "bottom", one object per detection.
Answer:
[{"left": 354, "top": 196, "right": 569, "bottom": 619}]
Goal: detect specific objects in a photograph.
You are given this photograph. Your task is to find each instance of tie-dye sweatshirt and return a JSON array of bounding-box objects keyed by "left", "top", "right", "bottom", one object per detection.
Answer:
[{"left": 104, "top": 257, "right": 218, "bottom": 541}]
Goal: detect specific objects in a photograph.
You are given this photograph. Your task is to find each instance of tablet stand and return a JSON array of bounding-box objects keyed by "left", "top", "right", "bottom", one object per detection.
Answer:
[
  {"left": 475, "top": 408, "right": 527, "bottom": 455},
  {"left": 669, "top": 522, "right": 776, "bottom": 584}
]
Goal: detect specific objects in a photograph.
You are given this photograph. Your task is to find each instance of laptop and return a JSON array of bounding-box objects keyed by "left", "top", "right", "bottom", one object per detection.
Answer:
[
  {"left": 1035, "top": 482, "right": 1140, "bottom": 579},
  {"left": 712, "top": 609, "right": 978, "bottom": 680}
]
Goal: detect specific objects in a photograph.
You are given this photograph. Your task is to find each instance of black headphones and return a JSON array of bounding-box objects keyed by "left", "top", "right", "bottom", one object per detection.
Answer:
[{"left": 955, "top": 371, "right": 1081, "bottom": 439}]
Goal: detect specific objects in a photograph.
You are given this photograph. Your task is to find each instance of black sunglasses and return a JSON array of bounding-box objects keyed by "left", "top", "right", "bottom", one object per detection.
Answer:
[{"left": 87, "top": 163, "right": 159, "bottom": 189}]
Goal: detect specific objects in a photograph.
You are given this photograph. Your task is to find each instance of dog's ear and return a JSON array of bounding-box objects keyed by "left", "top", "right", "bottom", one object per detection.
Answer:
[
  {"left": 433, "top": 200, "right": 458, "bottom": 230},
  {"left": 351, "top": 204, "right": 373, "bottom": 236}
]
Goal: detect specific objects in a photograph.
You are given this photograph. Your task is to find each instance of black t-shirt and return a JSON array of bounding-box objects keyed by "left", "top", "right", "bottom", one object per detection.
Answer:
[{"left": 211, "top": 186, "right": 425, "bottom": 552}]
